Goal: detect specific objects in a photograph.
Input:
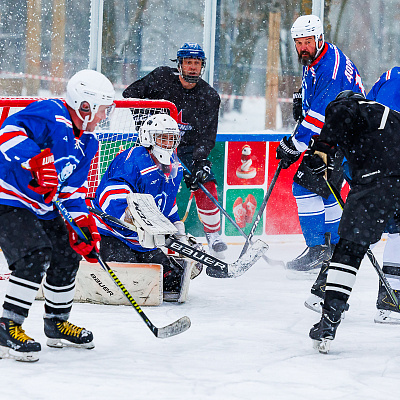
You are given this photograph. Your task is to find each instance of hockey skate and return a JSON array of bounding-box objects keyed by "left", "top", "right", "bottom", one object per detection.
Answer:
[
  {"left": 286, "top": 244, "right": 330, "bottom": 272},
  {"left": 44, "top": 318, "right": 94, "bottom": 349},
  {"left": 305, "top": 261, "right": 348, "bottom": 319},
  {"left": 0, "top": 318, "right": 41, "bottom": 362},
  {"left": 304, "top": 261, "right": 328, "bottom": 313},
  {"left": 206, "top": 232, "right": 227, "bottom": 259},
  {"left": 374, "top": 282, "right": 400, "bottom": 325},
  {"left": 309, "top": 300, "right": 347, "bottom": 354}
]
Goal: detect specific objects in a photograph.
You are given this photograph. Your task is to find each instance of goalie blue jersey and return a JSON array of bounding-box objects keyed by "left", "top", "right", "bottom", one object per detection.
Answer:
[
  {"left": 91, "top": 146, "right": 183, "bottom": 252},
  {"left": 0, "top": 99, "right": 98, "bottom": 219},
  {"left": 367, "top": 67, "right": 400, "bottom": 111},
  {"left": 295, "top": 42, "right": 365, "bottom": 150}
]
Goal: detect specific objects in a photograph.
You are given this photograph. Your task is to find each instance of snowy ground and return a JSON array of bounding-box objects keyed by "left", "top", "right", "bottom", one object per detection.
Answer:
[{"left": 0, "top": 234, "right": 399, "bottom": 400}]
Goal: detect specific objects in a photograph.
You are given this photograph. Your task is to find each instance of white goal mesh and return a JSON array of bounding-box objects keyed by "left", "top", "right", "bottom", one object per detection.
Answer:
[{"left": 0, "top": 97, "right": 178, "bottom": 278}]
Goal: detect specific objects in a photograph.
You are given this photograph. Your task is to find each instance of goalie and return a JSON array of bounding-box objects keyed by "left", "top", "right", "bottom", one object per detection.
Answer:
[{"left": 89, "top": 114, "right": 203, "bottom": 302}]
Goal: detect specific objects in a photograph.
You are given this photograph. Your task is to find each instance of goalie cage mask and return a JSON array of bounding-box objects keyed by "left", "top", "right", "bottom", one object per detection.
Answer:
[
  {"left": 139, "top": 114, "right": 181, "bottom": 166},
  {"left": 175, "top": 42, "right": 206, "bottom": 83}
]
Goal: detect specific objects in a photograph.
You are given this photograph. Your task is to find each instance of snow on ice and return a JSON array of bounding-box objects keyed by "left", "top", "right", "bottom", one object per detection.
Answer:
[{"left": 0, "top": 234, "right": 399, "bottom": 400}]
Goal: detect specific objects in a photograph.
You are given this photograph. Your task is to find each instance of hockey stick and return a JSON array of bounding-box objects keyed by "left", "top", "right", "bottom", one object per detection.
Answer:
[
  {"left": 325, "top": 179, "right": 399, "bottom": 308},
  {"left": 180, "top": 162, "right": 282, "bottom": 266},
  {"left": 239, "top": 122, "right": 301, "bottom": 257},
  {"left": 53, "top": 200, "right": 191, "bottom": 338},
  {"left": 88, "top": 206, "right": 268, "bottom": 278},
  {"left": 181, "top": 192, "right": 194, "bottom": 223},
  {"left": 239, "top": 162, "right": 283, "bottom": 257}
]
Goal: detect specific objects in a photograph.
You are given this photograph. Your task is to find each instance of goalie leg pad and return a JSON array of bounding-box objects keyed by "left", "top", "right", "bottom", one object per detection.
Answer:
[{"left": 166, "top": 257, "right": 192, "bottom": 303}]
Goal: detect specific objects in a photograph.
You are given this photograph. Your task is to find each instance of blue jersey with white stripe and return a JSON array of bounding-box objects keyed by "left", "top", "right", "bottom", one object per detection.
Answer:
[
  {"left": 295, "top": 42, "right": 365, "bottom": 150},
  {"left": 367, "top": 67, "right": 400, "bottom": 111},
  {"left": 91, "top": 146, "right": 183, "bottom": 252},
  {"left": 0, "top": 99, "right": 98, "bottom": 219}
]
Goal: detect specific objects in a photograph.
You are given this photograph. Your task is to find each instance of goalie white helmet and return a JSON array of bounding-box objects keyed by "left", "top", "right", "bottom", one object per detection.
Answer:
[
  {"left": 139, "top": 114, "right": 181, "bottom": 165},
  {"left": 291, "top": 15, "right": 324, "bottom": 54},
  {"left": 65, "top": 69, "right": 115, "bottom": 125}
]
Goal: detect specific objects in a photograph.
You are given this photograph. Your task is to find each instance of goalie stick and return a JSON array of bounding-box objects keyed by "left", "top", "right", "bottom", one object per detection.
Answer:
[
  {"left": 180, "top": 161, "right": 283, "bottom": 267},
  {"left": 54, "top": 200, "right": 191, "bottom": 339},
  {"left": 88, "top": 206, "right": 268, "bottom": 278}
]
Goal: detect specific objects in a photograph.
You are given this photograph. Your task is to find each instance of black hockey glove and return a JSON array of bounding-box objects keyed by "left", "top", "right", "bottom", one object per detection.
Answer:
[
  {"left": 302, "top": 151, "right": 328, "bottom": 175},
  {"left": 276, "top": 136, "right": 302, "bottom": 169},
  {"left": 304, "top": 135, "right": 336, "bottom": 177},
  {"left": 292, "top": 89, "right": 303, "bottom": 123},
  {"left": 184, "top": 159, "right": 212, "bottom": 191}
]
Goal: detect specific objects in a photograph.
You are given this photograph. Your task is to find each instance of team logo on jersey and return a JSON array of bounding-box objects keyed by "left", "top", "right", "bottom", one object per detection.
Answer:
[
  {"left": 63, "top": 136, "right": 68, "bottom": 142},
  {"left": 154, "top": 192, "right": 167, "bottom": 213},
  {"left": 59, "top": 161, "right": 76, "bottom": 182},
  {"left": 177, "top": 110, "right": 192, "bottom": 133}
]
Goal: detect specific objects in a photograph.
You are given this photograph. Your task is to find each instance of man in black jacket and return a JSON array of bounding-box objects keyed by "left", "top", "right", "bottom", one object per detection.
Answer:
[
  {"left": 304, "top": 90, "right": 400, "bottom": 353},
  {"left": 123, "top": 42, "right": 227, "bottom": 258}
]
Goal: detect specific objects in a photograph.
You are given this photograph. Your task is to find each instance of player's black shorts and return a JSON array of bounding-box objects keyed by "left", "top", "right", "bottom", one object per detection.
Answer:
[
  {"left": 0, "top": 205, "right": 80, "bottom": 269},
  {"left": 339, "top": 177, "right": 400, "bottom": 246}
]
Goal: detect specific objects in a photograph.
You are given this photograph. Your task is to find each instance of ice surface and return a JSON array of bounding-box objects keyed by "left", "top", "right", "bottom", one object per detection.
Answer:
[{"left": 0, "top": 235, "right": 398, "bottom": 400}]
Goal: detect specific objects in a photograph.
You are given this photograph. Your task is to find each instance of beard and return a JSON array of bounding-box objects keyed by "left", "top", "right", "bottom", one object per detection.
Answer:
[{"left": 298, "top": 50, "right": 316, "bottom": 66}]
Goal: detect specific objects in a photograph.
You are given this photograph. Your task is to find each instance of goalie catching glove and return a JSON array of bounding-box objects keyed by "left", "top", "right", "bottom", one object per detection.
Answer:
[
  {"left": 66, "top": 214, "right": 101, "bottom": 263},
  {"left": 124, "top": 192, "right": 178, "bottom": 248}
]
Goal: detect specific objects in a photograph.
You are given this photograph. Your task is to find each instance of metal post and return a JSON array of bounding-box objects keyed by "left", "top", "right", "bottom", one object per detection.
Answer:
[
  {"left": 203, "top": 0, "right": 217, "bottom": 86},
  {"left": 312, "top": 0, "right": 324, "bottom": 20},
  {"left": 88, "top": 0, "right": 104, "bottom": 72}
]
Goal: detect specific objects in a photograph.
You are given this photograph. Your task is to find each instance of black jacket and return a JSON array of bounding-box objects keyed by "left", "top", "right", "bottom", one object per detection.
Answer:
[
  {"left": 123, "top": 66, "right": 220, "bottom": 162},
  {"left": 320, "top": 98, "right": 400, "bottom": 185}
]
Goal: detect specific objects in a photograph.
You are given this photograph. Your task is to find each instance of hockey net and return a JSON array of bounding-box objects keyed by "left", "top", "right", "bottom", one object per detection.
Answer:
[{"left": 0, "top": 97, "right": 178, "bottom": 279}]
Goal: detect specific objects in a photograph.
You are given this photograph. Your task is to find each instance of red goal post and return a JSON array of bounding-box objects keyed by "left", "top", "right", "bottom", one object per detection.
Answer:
[{"left": 0, "top": 97, "right": 178, "bottom": 197}]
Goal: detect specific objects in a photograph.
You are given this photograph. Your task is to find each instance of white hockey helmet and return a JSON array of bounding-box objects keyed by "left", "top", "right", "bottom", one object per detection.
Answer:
[
  {"left": 139, "top": 114, "right": 181, "bottom": 165},
  {"left": 291, "top": 15, "right": 324, "bottom": 54},
  {"left": 65, "top": 69, "right": 115, "bottom": 124}
]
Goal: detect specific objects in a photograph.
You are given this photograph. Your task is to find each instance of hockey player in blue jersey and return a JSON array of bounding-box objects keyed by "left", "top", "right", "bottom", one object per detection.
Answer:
[
  {"left": 90, "top": 114, "right": 200, "bottom": 302},
  {"left": 276, "top": 15, "right": 365, "bottom": 272},
  {"left": 0, "top": 69, "right": 115, "bottom": 362}
]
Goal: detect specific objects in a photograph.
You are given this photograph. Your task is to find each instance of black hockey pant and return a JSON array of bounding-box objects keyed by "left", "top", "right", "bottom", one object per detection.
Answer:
[{"left": 0, "top": 205, "right": 81, "bottom": 321}]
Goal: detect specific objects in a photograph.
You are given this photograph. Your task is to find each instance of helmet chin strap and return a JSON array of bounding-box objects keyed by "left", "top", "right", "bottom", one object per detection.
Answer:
[{"left": 81, "top": 115, "right": 90, "bottom": 131}]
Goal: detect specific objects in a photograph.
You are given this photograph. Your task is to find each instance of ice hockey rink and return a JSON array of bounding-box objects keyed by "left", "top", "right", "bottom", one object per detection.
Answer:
[{"left": 0, "top": 234, "right": 398, "bottom": 400}]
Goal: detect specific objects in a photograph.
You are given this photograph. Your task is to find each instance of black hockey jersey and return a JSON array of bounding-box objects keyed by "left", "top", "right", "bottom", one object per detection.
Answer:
[
  {"left": 320, "top": 98, "right": 400, "bottom": 185},
  {"left": 123, "top": 66, "right": 220, "bottom": 162}
]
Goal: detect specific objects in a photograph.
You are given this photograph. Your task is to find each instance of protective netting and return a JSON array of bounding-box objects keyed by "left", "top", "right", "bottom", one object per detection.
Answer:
[{"left": 87, "top": 103, "right": 174, "bottom": 197}]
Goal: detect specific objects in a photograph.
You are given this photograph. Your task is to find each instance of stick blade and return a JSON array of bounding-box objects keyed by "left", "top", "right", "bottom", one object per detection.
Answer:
[
  {"left": 206, "top": 240, "right": 268, "bottom": 278},
  {"left": 155, "top": 316, "right": 191, "bottom": 338}
]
